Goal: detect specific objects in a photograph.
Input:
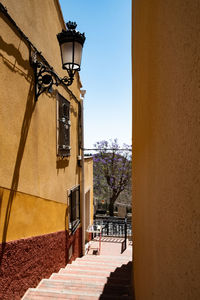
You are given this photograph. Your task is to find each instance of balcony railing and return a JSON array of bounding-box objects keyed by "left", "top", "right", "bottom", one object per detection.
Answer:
[
  {"left": 93, "top": 216, "right": 132, "bottom": 253},
  {"left": 93, "top": 216, "right": 132, "bottom": 237}
]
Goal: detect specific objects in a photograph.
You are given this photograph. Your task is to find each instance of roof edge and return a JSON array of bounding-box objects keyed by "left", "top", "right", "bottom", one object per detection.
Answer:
[{"left": 55, "top": 0, "right": 67, "bottom": 30}]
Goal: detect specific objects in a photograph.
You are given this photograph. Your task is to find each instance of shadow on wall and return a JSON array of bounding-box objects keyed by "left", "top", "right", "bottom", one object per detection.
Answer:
[
  {"left": 0, "top": 14, "right": 32, "bottom": 80},
  {"left": 0, "top": 62, "right": 35, "bottom": 266},
  {"left": 56, "top": 158, "right": 69, "bottom": 170},
  {"left": 0, "top": 15, "right": 37, "bottom": 264}
]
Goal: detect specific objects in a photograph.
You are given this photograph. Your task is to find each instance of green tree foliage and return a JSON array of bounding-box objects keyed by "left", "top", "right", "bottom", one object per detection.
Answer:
[{"left": 93, "top": 139, "right": 132, "bottom": 216}]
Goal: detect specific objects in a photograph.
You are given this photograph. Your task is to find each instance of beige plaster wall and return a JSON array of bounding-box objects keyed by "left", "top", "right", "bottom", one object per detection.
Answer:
[
  {"left": 0, "top": 0, "right": 82, "bottom": 204},
  {"left": 132, "top": 0, "right": 200, "bottom": 299},
  {"left": 84, "top": 157, "right": 94, "bottom": 223}
]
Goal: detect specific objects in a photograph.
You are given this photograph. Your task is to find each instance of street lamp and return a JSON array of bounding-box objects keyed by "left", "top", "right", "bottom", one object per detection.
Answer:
[
  {"left": 33, "top": 21, "right": 85, "bottom": 101},
  {"left": 57, "top": 21, "right": 85, "bottom": 85}
]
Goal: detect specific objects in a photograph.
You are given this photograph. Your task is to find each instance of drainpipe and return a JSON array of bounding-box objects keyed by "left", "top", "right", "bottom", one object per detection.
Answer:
[{"left": 80, "top": 89, "right": 86, "bottom": 255}]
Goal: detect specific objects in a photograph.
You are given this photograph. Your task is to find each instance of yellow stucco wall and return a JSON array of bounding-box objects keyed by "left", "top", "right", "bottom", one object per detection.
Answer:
[
  {"left": 132, "top": 0, "right": 200, "bottom": 299},
  {"left": 84, "top": 157, "right": 94, "bottom": 224},
  {"left": 0, "top": 187, "right": 68, "bottom": 242},
  {"left": 0, "top": 0, "right": 82, "bottom": 204}
]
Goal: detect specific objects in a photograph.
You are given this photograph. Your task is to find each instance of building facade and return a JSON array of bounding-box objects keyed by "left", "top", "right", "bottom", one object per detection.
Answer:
[{"left": 0, "top": 1, "right": 93, "bottom": 299}]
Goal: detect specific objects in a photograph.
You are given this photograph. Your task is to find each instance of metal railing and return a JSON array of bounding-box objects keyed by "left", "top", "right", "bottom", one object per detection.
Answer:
[
  {"left": 94, "top": 216, "right": 132, "bottom": 237},
  {"left": 93, "top": 216, "right": 132, "bottom": 253}
]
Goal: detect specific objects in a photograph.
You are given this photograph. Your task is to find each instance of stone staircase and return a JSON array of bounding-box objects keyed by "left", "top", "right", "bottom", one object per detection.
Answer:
[{"left": 22, "top": 254, "right": 133, "bottom": 299}]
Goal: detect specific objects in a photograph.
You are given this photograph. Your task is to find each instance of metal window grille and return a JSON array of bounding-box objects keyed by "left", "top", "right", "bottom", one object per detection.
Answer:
[
  {"left": 58, "top": 93, "right": 70, "bottom": 157},
  {"left": 69, "top": 185, "right": 80, "bottom": 233}
]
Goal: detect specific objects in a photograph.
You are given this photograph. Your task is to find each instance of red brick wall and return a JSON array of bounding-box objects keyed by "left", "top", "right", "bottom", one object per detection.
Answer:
[{"left": 0, "top": 227, "right": 82, "bottom": 300}]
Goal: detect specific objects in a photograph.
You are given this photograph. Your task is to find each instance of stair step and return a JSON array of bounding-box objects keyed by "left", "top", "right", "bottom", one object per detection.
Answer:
[
  {"left": 60, "top": 267, "right": 131, "bottom": 279},
  {"left": 22, "top": 252, "right": 133, "bottom": 299},
  {"left": 81, "top": 258, "right": 131, "bottom": 264},
  {"left": 83, "top": 255, "right": 131, "bottom": 261},
  {"left": 64, "top": 264, "right": 117, "bottom": 272},
  {"left": 77, "top": 260, "right": 129, "bottom": 266},
  {"left": 66, "top": 263, "right": 118, "bottom": 271},
  {"left": 51, "top": 272, "right": 107, "bottom": 281},
  {"left": 76, "top": 258, "right": 131, "bottom": 263},
  {"left": 38, "top": 278, "right": 131, "bottom": 290},
  {"left": 37, "top": 279, "right": 106, "bottom": 293},
  {"left": 68, "top": 262, "right": 132, "bottom": 272},
  {"left": 22, "top": 288, "right": 101, "bottom": 299},
  {"left": 80, "top": 259, "right": 131, "bottom": 265},
  {"left": 50, "top": 273, "right": 131, "bottom": 285},
  {"left": 23, "top": 288, "right": 132, "bottom": 300},
  {"left": 99, "top": 296, "right": 132, "bottom": 300},
  {"left": 72, "top": 259, "right": 124, "bottom": 267},
  {"left": 60, "top": 267, "right": 112, "bottom": 277},
  {"left": 41, "top": 278, "right": 131, "bottom": 289},
  {"left": 37, "top": 279, "right": 131, "bottom": 296}
]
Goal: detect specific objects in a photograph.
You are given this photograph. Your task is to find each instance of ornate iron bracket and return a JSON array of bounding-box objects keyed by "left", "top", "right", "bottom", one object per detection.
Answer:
[{"left": 31, "top": 53, "right": 74, "bottom": 101}]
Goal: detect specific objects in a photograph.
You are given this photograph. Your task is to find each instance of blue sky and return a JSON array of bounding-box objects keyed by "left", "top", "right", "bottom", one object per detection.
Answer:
[{"left": 59, "top": 0, "right": 132, "bottom": 148}]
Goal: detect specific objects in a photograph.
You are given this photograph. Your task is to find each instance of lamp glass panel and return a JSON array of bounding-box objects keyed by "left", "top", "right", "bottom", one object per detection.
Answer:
[
  {"left": 74, "top": 42, "right": 83, "bottom": 67},
  {"left": 61, "top": 42, "right": 73, "bottom": 68}
]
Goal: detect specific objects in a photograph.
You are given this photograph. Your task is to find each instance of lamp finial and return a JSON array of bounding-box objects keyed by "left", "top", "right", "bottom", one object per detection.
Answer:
[{"left": 66, "top": 21, "right": 77, "bottom": 30}]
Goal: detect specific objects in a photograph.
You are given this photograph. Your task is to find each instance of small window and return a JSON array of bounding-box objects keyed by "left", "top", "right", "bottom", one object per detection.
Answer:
[
  {"left": 58, "top": 93, "right": 70, "bottom": 157},
  {"left": 69, "top": 185, "right": 80, "bottom": 233}
]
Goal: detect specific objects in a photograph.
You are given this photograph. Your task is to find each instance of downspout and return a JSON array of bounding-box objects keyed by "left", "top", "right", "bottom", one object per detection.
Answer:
[{"left": 80, "top": 89, "right": 86, "bottom": 255}]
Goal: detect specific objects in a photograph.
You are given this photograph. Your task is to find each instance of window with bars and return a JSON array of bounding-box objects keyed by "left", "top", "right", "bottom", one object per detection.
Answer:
[
  {"left": 69, "top": 185, "right": 80, "bottom": 233},
  {"left": 58, "top": 93, "right": 71, "bottom": 157}
]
